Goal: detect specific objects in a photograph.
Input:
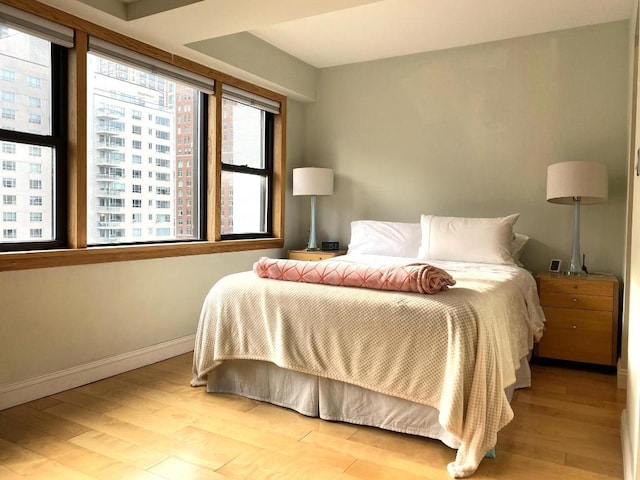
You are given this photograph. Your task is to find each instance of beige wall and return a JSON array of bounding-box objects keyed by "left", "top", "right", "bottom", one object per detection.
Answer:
[
  {"left": 0, "top": 250, "right": 273, "bottom": 385},
  {"left": 0, "top": 99, "right": 306, "bottom": 389},
  {"left": 303, "top": 21, "right": 630, "bottom": 278}
]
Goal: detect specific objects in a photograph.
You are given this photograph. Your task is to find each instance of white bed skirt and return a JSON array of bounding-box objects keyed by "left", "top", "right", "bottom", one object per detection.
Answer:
[{"left": 206, "top": 354, "right": 531, "bottom": 449}]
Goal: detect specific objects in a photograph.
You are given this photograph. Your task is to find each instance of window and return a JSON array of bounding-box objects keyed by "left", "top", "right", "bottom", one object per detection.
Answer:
[
  {"left": 220, "top": 88, "right": 277, "bottom": 238},
  {"left": 85, "top": 41, "right": 211, "bottom": 246},
  {"left": 0, "top": 4, "right": 285, "bottom": 269},
  {"left": 27, "top": 76, "right": 41, "bottom": 88},
  {"left": 3, "top": 212, "right": 16, "bottom": 222},
  {"left": 29, "top": 146, "right": 42, "bottom": 156},
  {"left": 1, "top": 70, "right": 15, "bottom": 82},
  {"left": 2, "top": 160, "right": 15, "bottom": 171},
  {"left": 0, "top": 22, "right": 68, "bottom": 250},
  {"left": 1, "top": 108, "right": 16, "bottom": 120}
]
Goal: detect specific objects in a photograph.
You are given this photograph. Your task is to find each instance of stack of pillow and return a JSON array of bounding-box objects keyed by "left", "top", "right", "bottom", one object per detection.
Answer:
[{"left": 347, "top": 214, "right": 528, "bottom": 266}]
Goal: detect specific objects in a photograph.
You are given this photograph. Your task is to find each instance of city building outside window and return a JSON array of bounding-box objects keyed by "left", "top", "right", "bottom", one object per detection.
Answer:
[
  {"left": 220, "top": 89, "right": 277, "bottom": 239},
  {"left": 0, "top": 24, "right": 67, "bottom": 250}
]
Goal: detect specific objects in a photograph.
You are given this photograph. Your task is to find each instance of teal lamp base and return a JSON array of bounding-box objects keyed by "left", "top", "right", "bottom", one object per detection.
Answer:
[
  {"left": 306, "top": 195, "right": 319, "bottom": 251},
  {"left": 565, "top": 198, "right": 586, "bottom": 276}
]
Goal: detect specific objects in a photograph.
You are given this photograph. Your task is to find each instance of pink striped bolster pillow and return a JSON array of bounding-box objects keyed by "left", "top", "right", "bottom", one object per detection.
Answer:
[{"left": 252, "top": 257, "right": 455, "bottom": 294}]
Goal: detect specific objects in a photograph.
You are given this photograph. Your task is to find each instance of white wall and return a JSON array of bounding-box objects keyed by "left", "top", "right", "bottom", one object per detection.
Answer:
[
  {"left": 0, "top": 251, "right": 272, "bottom": 385},
  {"left": 0, "top": 98, "right": 307, "bottom": 404},
  {"left": 303, "top": 22, "right": 630, "bottom": 278}
]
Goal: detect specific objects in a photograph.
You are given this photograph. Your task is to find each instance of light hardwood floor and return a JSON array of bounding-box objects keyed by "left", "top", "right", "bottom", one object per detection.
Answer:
[{"left": 0, "top": 354, "right": 626, "bottom": 480}]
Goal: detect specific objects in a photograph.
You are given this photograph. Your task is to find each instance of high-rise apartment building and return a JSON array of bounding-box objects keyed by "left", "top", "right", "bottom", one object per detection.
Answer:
[
  {"left": 86, "top": 53, "right": 198, "bottom": 244},
  {"left": 174, "top": 85, "right": 196, "bottom": 238},
  {"left": 0, "top": 27, "right": 53, "bottom": 243}
]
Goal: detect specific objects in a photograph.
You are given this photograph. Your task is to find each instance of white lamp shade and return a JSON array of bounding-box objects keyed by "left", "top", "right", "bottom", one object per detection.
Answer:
[
  {"left": 546, "top": 161, "right": 608, "bottom": 205},
  {"left": 293, "top": 167, "right": 334, "bottom": 196}
]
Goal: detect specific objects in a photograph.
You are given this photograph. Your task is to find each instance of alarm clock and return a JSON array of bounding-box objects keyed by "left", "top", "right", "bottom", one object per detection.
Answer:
[{"left": 321, "top": 241, "right": 340, "bottom": 251}]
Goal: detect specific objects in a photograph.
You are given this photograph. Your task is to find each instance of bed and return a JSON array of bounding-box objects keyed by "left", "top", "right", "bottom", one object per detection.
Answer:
[{"left": 191, "top": 215, "right": 546, "bottom": 478}]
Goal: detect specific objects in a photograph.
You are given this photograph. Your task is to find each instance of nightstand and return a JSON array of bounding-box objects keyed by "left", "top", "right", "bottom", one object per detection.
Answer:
[
  {"left": 536, "top": 272, "right": 619, "bottom": 366},
  {"left": 287, "top": 249, "right": 347, "bottom": 261}
]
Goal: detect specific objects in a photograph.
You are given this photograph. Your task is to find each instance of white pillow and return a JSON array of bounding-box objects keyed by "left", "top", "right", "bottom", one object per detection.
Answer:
[
  {"left": 418, "top": 214, "right": 520, "bottom": 264},
  {"left": 347, "top": 220, "right": 422, "bottom": 258},
  {"left": 511, "top": 233, "right": 530, "bottom": 266}
]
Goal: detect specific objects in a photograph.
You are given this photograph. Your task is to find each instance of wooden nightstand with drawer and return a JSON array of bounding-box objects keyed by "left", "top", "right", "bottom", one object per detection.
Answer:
[
  {"left": 536, "top": 272, "right": 619, "bottom": 366},
  {"left": 287, "top": 249, "right": 346, "bottom": 261}
]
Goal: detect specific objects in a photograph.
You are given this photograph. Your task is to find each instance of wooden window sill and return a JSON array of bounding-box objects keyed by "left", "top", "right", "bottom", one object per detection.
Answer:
[{"left": 0, "top": 237, "right": 283, "bottom": 272}]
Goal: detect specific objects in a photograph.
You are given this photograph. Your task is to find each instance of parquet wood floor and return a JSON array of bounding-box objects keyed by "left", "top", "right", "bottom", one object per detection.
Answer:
[{"left": 0, "top": 354, "right": 626, "bottom": 479}]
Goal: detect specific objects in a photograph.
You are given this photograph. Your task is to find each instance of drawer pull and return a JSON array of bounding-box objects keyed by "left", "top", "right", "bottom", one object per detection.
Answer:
[
  {"left": 572, "top": 285, "right": 578, "bottom": 289},
  {"left": 572, "top": 298, "right": 578, "bottom": 302},
  {"left": 572, "top": 325, "right": 577, "bottom": 329}
]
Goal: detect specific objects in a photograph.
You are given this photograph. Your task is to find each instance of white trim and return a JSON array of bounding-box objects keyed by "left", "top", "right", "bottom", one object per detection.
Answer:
[
  {"left": 619, "top": 358, "right": 628, "bottom": 389},
  {"left": 0, "top": 334, "right": 195, "bottom": 411},
  {"left": 622, "top": 409, "right": 634, "bottom": 480}
]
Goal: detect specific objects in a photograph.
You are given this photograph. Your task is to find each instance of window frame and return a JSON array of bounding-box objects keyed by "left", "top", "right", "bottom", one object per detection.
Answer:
[
  {"left": 0, "top": 0, "right": 286, "bottom": 271},
  {"left": 0, "top": 39, "right": 68, "bottom": 252},
  {"left": 219, "top": 103, "right": 275, "bottom": 241}
]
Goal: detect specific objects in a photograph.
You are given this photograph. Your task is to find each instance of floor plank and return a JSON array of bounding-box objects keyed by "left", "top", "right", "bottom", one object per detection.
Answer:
[{"left": 0, "top": 354, "right": 626, "bottom": 479}]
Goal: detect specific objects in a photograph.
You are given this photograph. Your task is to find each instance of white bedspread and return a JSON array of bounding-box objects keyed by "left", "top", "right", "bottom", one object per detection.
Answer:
[{"left": 192, "top": 255, "right": 545, "bottom": 478}]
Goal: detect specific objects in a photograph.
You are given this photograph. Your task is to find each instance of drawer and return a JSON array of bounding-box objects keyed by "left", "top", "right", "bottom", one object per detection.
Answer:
[
  {"left": 538, "top": 277, "right": 613, "bottom": 296},
  {"left": 539, "top": 292, "right": 613, "bottom": 311},
  {"left": 538, "top": 307, "right": 613, "bottom": 365},
  {"left": 288, "top": 251, "right": 335, "bottom": 261}
]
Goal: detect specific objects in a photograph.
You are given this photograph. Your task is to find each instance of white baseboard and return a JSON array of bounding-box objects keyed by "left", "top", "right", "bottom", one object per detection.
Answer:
[
  {"left": 618, "top": 358, "right": 628, "bottom": 389},
  {"left": 622, "top": 409, "right": 634, "bottom": 480},
  {"left": 0, "top": 334, "right": 195, "bottom": 411}
]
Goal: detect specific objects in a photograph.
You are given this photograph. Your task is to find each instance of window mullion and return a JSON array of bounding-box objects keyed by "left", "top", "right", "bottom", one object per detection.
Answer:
[
  {"left": 68, "top": 29, "right": 88, "bottom": 249},
  {"left": 208, "top": 83, "right": 222, "bottom": 241}
]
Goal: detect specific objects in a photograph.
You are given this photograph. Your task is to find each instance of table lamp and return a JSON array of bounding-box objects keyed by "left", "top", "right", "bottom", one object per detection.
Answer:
[
  {"left": 546, "top": 161, "right": 608, "bottom": 276},
  {"left": 293, "top": 167, "right": 334, "bottom": 251}
]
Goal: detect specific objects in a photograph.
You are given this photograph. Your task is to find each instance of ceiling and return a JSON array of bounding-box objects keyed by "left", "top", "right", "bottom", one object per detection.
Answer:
[{"left": 40, "top": 0, "right": 632, "bottom": 69}]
